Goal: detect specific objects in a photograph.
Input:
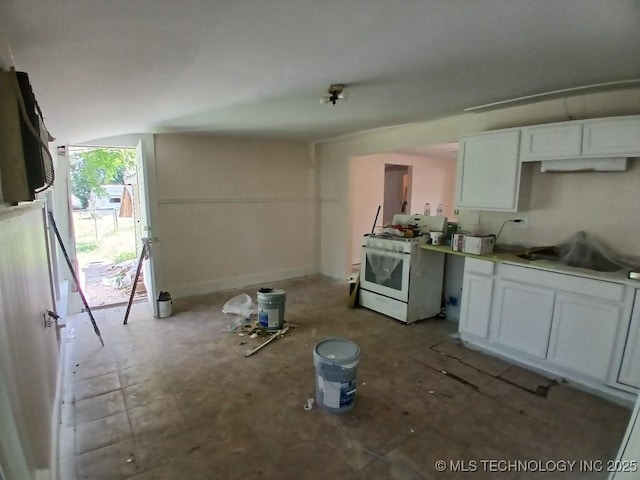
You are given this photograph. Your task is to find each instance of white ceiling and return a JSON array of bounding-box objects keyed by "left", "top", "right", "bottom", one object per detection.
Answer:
[{"left": 1, "top": 0, "right": 639, "bottom": 145}]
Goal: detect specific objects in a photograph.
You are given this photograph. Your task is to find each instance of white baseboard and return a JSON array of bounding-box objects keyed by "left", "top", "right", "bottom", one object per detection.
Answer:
[{"left": 169, "top": 265, "right": 320, "bottom": 298}]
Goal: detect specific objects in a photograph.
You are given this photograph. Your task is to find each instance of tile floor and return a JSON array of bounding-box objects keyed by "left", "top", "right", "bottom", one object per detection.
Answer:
[{"left": 58, "top": 275, "right": 632, "bottom": 479}]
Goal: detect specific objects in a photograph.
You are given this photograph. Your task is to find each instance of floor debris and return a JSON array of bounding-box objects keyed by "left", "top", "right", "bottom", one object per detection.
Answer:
[
  {"left": 304, "top": 398, "right": 314, "bottom": 410},
  {"left": 244, "top": 326, "right": 291, "bottom": 357},
  {"left": 418, "top": 342, "right": 557, "bottom": 398}
]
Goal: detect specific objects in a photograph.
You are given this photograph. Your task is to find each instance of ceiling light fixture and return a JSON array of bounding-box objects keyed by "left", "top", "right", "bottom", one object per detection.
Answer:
[
  {"left": 320, "top": 84, "right": 346, "bottom": 106},
  {"left": 464, "top": 78, "right": 640, "bottom": 113}
]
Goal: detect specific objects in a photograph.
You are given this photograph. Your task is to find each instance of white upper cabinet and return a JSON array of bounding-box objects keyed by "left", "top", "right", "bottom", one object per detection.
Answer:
[
  {"left": 456, "top": 130, "right": 521, "bottom": 212},
  {"left": 582, "top": 117, "right": 640, "bottom": 156},
  {"left": 455, "top": 115, "right": 640, "bottom": 212},
  {"left": 520, "top": 123, "right": 583, "bottom": 161}
]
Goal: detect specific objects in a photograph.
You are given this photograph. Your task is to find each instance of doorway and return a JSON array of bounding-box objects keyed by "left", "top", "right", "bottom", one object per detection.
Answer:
[
  {"left": 68, "top": 146, "right": 147, "bottom": 309},
  {"left": 349, "top": 145, "right": 459, "bottom": 270},
  {"left": 383, "top": 164, "right": 412, "bottom": 225}
]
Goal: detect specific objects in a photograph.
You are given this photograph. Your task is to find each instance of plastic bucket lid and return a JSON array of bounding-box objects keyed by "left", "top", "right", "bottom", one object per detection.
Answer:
[{"left": 314, "top": 339, "right": 360, "bottom": 366}]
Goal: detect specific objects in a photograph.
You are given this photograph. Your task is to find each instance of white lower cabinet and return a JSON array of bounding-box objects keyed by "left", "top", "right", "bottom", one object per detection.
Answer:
[
  {"left": 493, "top": 280, "right": 555, "bottom": 359},
  {"left": 458, "top": 261, "right": 639, "bottom": 403},
  {"left": 618, "top": 291, "right": 640, "bottom": 388},
  {"left": 459, "top": 273, "right": 493, "bottom": 339},
  {"left": 547, "top": 293, "right": 622, "bottom": 382}
]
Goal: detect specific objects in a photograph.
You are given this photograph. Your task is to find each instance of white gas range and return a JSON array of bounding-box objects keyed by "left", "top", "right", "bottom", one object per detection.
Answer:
[{"left": 359, "top": 214, "right": 446, "bottom": 324}]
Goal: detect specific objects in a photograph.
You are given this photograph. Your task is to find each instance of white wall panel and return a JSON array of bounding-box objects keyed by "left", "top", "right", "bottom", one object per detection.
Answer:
[
  {"left": 154, "top": 134, "right": 318, "bottom": 297},
  {"left": 0, "top": 203, "right": 58, "bottom": 476}
]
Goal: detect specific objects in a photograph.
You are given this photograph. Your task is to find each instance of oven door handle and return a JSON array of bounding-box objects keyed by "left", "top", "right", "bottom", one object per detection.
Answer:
[{"left": 362, "top": 246, "right": 410, "bottom": 260}]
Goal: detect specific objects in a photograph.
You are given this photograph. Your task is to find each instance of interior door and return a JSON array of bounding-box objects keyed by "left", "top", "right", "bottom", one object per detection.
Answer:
[{"left": 135, "top": 140, "right": 158, "bottom": 316}]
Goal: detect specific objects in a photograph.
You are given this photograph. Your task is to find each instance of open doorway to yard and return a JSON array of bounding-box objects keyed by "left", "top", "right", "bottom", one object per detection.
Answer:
[{"left": 69, "top": 146, "right": 147, "bottom": 309}]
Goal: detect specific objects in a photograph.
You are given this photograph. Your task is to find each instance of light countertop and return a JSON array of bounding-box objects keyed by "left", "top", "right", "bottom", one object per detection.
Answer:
[{"left": 420, "top": 243, "right": 640, "bottom": 287}]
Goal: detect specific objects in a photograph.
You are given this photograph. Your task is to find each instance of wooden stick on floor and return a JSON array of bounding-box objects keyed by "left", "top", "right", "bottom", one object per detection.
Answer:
[
  {"left": 245, "top": 326, "right": 290, "bottom": 357},
  {"left": 48, "top": 212, "right": 104, "bottom": 346},
  {"left": 123, "top": 242, "right": 147, "bottom": 325}
]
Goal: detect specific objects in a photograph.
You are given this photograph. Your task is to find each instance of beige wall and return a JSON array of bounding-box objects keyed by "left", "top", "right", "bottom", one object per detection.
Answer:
[
  {"left": 349, "top": 152, "right": 456, "bottom": 264},
  {"left": 318, "top": 88, "right": 640, "bottom": 279},
  {"left": 0, "top": 36, "right": 12, "bottom": 70},
  {"left": 154, "top": 134, "right": 317, "bottom": 297}
]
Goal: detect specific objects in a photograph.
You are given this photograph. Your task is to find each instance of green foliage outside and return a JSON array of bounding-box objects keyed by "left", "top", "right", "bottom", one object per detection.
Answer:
[
  {"left": 113, "top": 251, "right": 137, "bottom": 263},
  {"left": 76, "top": 241, "right": 99, "bottom": 253},
  {"left": 70, "top": 148, "right": 136, "bottom": 209}
]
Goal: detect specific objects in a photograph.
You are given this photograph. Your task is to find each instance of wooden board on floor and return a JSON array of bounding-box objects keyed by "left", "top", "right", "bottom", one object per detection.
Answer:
[{"left": 348, "top": 276, "right": 360, "bottom": 309}]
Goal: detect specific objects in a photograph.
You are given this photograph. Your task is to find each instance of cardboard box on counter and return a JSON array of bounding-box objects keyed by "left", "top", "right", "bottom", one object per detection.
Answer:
[{"left": 452, "top": 234, "right": 495, "bottom": 255}]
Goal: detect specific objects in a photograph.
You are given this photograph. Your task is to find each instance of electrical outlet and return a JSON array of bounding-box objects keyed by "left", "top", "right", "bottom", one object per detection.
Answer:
[
  {"left": 472, "top": 213, "right": 480, "bottom": 225},
  {"left": 515, "top": 217, "right": 528, "bottom": 228}
]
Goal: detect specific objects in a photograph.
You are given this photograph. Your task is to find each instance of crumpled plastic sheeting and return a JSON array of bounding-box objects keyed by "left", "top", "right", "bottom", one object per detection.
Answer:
[
  {"left": 366, "top": 252, "right": 401, "bottom": 284},
  {"left": 556, "top": 231, "right": 637, "bottom": 271},
  {"left": 222, "top": 293, "right": 257, "bottom": 317}
]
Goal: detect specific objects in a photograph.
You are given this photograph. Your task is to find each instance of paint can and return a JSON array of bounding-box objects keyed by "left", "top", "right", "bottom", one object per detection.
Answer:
[
  {"left": 257, "top": 288, "right": 286, "bottom": 331},
  {"left": 313, "top": 339, "right": 360, "bottom": 413},
  {"left": 157, "top": 291, "right": 172, "bottom": 318}
]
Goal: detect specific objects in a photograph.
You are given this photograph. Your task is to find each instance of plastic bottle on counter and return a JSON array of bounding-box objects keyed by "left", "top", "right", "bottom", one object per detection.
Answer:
[
  {"left": 436, "top": 203, "right": 443, "bottom": 216},
  {"left": 423, "top": 202, "right": 430, "bottom": 215}
]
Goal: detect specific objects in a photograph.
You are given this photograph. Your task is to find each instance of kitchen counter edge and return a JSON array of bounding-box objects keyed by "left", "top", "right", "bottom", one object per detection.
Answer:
[{"left": 420, "top": 244, "right": 640, "bottom": 287}]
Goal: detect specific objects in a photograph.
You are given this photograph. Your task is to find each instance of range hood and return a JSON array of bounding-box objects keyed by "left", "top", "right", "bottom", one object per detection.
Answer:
[{"left": 540, "top": 157, "right": 628, "bottom": 173}]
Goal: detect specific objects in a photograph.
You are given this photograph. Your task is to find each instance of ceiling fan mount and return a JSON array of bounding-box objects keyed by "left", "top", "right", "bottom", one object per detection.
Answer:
[{"left": 321, "top": 83, "right": 346, "bottom": 106}]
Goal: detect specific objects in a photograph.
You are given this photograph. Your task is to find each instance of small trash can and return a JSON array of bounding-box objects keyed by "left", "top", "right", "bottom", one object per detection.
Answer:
[{"left": 157, "top": 291, "right": 172, "bottom": 318}]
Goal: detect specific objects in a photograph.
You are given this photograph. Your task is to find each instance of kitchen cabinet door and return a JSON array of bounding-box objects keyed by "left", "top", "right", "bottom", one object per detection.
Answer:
[
  {"left": 582, "top": 116, "right": 640, "bottom": 156},
  {"left": 456, "top": 130, "right": 521, "bottom": 212},
  {"left": 547, "top": 293, "right": 622, "bottom": 382},
  {"left": 618, "top": 291, "right": 640, "bottom": 389},
  {"left": 493, "top": 280, "right": 555, "bottom": 359},
  {"left": 520, "top": 123, "right": 583, "bottom": 161},
  {"left": 459, "top": 272, "right": 493, "bottom": 340}
]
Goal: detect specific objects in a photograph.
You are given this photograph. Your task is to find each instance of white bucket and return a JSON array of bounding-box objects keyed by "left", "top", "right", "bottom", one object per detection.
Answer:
[
  {"left": 313, "top": 339, "right": 360, "bottom": 413},
  {"left": 257, "top": 288, "right": 286, "bottom": 331},
  {"left": 158, "top": 300, "right": 172, "bottom": 318}
]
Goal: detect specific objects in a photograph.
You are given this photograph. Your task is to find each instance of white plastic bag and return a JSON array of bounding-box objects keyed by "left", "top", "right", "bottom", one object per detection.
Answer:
[{"left": 222, "top": 293, "right": 257, "bottom": 317}]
